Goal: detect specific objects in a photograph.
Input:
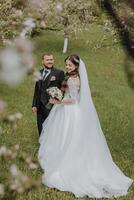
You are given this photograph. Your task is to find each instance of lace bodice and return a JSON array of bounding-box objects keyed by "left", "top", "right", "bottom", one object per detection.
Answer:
[{"left": 63, "top": 77, "right": 80, "bottom": 103}]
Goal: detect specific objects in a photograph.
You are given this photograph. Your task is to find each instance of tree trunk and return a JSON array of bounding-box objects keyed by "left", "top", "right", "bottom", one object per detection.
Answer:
[{"left": 63, "top": 35, "right": 68, "bottom": 54}]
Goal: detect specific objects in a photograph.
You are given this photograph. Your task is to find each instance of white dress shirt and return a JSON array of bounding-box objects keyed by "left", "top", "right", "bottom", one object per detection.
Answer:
[{"left": 42, "top": 68, "right": 51, "bottom": 80}]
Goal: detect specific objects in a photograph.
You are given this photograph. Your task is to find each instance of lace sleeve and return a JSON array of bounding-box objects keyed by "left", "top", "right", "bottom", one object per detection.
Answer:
[
  {"left": 67, "top": 78, "right": 80, "bottom": 103},
  {"left": 61, "top": 78, "right": 80, "bottom": 104}
]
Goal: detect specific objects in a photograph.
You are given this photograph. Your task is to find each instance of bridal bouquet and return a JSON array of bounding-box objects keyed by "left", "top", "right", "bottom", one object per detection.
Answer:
[{"left": 46, "top": 87, "right": 63, "bottom": 109}]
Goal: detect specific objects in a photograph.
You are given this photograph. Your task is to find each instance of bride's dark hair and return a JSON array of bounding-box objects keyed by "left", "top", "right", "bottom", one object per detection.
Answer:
[
  {"left": 65, "top": 54, "right": 80, "bottom": 68},
  {"left": 61, "top": 55, "right": 80, "bottom": 92}
]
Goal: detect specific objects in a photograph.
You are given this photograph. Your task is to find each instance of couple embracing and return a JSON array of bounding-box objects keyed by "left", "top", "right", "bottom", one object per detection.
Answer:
[{"left": 32, "top": 53, "right": 133, "bottom": 198}]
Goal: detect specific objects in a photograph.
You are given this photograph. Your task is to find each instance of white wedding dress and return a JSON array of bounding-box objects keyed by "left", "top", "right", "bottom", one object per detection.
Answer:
[{"left": 38, "top": 60, "right": 133, "bottom": 198}]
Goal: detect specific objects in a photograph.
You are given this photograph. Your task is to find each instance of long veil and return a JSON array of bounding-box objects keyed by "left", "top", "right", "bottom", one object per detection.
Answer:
[
  {"left": 78, "top": 59, "right": 133, "bottom": 185},
  {"left": 78, "top": 59, "right": 117, "bottom": 164},
  {"left": 79, "top": 59, "right": 94, "bottom": 107},
  {"left": 79, "top": 59, "right": 102, "bottom": 125}
]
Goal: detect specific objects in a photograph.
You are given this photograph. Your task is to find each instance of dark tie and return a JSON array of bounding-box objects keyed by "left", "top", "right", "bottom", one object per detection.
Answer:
[{"left": 43, "top": 70, "right": 49, "bottom": 81}]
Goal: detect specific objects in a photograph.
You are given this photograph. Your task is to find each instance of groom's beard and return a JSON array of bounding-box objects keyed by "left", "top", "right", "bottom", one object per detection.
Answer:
[{"left": 43, "top": 65, "right": 54, "bottom": 69}]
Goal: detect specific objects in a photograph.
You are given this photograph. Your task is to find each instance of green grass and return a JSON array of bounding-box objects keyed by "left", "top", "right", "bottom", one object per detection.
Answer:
[{"left": 0, "top": 23, "right": 134, "bottom": 199}]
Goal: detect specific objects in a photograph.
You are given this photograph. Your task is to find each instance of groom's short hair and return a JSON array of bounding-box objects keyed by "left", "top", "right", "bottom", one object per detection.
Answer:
[{"left": 42, "top": 52, "right": 53, "bottom": 59}]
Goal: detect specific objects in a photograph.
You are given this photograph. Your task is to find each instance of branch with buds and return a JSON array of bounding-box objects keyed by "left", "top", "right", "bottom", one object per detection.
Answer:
[{"left": 0, "top": 145, "right": 41, "bottom": 200}]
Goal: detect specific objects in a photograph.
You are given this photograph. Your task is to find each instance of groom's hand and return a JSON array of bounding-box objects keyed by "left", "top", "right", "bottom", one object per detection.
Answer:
[{"left": 32, "top": 106, "right": 37, "bottom": 113}]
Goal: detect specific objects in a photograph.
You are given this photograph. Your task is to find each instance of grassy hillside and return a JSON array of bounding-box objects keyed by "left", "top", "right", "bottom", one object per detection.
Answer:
[{"left": 0, "top": 24, "right": 134, "bottom": 200}]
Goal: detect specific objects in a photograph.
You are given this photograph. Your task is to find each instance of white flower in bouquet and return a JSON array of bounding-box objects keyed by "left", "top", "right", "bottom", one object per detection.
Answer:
[
  {"left": 47, "top": 87, "right": 63, "bottom": 101},
  {"left": 46, "top": 87, "right": 63, "bottom": 109}
]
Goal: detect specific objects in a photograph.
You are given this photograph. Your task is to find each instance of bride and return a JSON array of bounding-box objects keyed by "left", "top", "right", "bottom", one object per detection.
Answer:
[{"left": 38, "top": 55, "right": 133, "bottom": 198}]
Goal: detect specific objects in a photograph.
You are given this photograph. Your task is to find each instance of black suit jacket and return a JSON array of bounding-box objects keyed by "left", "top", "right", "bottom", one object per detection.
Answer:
[{"left": 32, "top": 67, "right": 65, "bottom": 108}]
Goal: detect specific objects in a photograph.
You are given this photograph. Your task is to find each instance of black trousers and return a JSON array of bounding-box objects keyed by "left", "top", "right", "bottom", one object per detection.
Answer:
[{"left": 37, "top": 102, "right": 51, "bottom": 136}]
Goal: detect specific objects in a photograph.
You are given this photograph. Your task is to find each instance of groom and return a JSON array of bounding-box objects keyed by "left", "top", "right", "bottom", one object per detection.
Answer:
[{"left": 32, "top": 53, "right": 65, "bottom": 135}]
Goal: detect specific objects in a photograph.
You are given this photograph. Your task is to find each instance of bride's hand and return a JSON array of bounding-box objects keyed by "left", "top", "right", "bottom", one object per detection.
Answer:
[{"left": 49, "top": 98, "right": 61, "bottom": 104}]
